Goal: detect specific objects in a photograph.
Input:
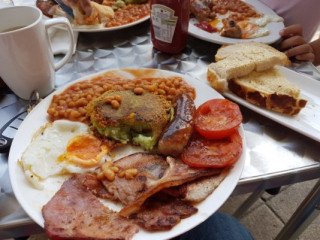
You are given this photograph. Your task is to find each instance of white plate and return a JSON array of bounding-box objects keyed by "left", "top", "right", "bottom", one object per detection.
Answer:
[
  {"left": 201, "top": 66, "right": 320, "bottom": 142},
  {"left": 188, "top": 0, "right": 284, "bottom": 45},
  {"left": 9, "top": 68, "right": 246, "bottom": 240}
]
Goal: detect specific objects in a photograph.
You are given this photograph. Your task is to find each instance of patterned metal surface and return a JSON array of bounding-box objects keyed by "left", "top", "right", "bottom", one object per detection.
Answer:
[{"left": 1, "top": 20, "right": 320, "bottom": 238}]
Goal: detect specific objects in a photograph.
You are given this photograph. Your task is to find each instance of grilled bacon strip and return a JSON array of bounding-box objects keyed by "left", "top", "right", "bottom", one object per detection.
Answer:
[
  {"left": 99, "top": 152, "right": 222, "bottom": 217},
  {"left": 81, "top": 171, "right": 197, "bottom": 231},
  {"left": 100, "top": 153, "right": 169, "bottom": 204},
  {"left": 163, "top": 168, "right": 230, "bottom": 202},
  {"left": 42, "top": 174, "right": 139, "bottom": 240},
  {"left": 129, "top": 193, "right": 198, "bottom": 231}
]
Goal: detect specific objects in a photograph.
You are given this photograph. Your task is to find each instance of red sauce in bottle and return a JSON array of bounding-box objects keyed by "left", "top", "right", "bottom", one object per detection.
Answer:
[{"left": 150, "top": 0, "right": 190, "bottom": 54}]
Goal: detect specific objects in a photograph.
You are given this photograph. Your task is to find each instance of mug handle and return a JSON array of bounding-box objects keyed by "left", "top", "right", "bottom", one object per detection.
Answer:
[{"left": 44, "top": 17, "right": 75, "bottom": 71}]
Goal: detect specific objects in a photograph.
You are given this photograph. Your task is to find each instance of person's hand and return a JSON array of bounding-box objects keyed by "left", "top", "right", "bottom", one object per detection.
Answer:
[
  {"left": 279, "top": 24, "right": 315, "bottom": 62},
  {"left": 62, "top": 0, "right": 92, "bottom": 16}
]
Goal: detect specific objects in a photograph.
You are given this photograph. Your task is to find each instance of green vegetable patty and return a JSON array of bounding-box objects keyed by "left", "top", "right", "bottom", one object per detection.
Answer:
[{"left": 87, "top": 90, "right": 171, "bottom": 150}]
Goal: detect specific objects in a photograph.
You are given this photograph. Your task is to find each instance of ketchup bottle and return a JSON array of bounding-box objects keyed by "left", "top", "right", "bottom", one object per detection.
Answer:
[{"left": 150, "top": 0, "right": 190, "bottom": 54}]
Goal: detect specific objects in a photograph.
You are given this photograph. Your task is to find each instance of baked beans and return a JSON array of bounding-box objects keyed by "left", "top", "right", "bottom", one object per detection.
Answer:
[
  {"left": 47, "top": 76, "right": 196, "bottom": 123},
  {"left": 104, "top": 1, "right": 150, "bottom": 27},
  {"left": 211, "top": 0, "right": 262, "bottom": 19}
]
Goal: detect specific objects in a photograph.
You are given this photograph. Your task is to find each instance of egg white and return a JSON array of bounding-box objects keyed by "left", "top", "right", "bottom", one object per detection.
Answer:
[
  {"left": 249, "top": 14, "right": 283, "bottom": 27},
  {"left": 19, "top": 120, "right": 108, "bottom": 189},
  {"left": 211, "top": 11, "right": 283, "bottom": 39},
  {"left": 245, "top": 26, "right": 269, "bottom": 39}
]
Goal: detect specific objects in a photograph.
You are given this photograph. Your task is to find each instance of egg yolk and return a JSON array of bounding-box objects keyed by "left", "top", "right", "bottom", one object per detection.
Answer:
[
  {"left": 237, "top": 21, "right": 260, "bottom": 39},
  {"left": 209, "top": 19, "right": 220, "bottom": 28},
  {"left": 58, "top": 134, "right": 108, "bottom": 168}
]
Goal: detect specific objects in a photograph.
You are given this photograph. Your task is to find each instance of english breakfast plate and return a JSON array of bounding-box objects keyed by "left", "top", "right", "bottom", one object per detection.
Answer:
[
  {"left": 201, "top": 66, "right": 320, "bottom": 142},
  {"left": 188, "top": 0, "right": 285, "bottom": 45},
  {"left": 9, "top": 68, "right": 246, "bottom": 240},
  {"left": 15, "top": 0, "right": 150, "bottom": 32}
]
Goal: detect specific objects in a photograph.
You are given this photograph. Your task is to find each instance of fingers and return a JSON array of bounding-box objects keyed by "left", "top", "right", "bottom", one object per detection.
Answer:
[
  {"left": 295, "top": 52, "right": 315, "bottom": 62},
  {"left": 278, "top": 24, "right": 315, "bottom": 62},
  {"left": 283, "top": 42, "right": 315, "bottom": 62},
  {"left": 62, "top": 0, "right": 92, "bottom": 16},
  {"left": 79, "top": 0, "right": 92, "bottom": 16},
  {"left": 280, "top": 35, "right": 306, "bottom": 51},
  {"left": 62, "top": 0, "right": 76, "bottom": 7},
  {"left": 279, "top": 24, "right": 303, "bottom": 38}
]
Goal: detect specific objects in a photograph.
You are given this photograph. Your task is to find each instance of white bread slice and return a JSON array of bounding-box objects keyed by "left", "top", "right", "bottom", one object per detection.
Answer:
[
  {"left": 228, "top": 67, "right": 307, "bottom": 115},
  {"left": 215, "top": 42, "right": 289, "bottom": 67},
  {"left": 207, "top": 42, "right": 290, "bottom": 92},
  {"left": 207, "top": 56, "right": 255, "bottom": 92}
]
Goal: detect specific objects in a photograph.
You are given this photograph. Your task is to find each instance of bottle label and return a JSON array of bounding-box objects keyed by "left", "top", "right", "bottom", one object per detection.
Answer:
[{"left": 151, "top": 4, "right": 178, "bottom": 43}]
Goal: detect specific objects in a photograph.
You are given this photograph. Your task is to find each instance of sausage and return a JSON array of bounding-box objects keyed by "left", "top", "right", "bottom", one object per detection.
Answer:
[
  {"left": 221, "top": 19, "right": 242, "bottom": 39},
  {"left": 190, "top": 0, "right": 216, "bottom": 22},
  {"left": 158, "top": 93, "right": 196, "bottom": 157}
]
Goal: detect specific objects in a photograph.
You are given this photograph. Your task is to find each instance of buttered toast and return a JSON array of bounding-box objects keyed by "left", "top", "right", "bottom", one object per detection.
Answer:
[
  {"left": 207, "top": 42, "right": 307, "bottom": 115},
  {"left": 207, "top": 42, "right": 290, "bottom": 92},
  {"left": 228, "top": 67, "right": 307, "bottom": 115},
  {"left": 214, "top": 42, "right": 289, "bottom": 64}
]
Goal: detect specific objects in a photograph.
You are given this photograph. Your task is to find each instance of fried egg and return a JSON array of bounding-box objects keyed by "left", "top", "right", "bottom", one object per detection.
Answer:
[
  {"left": 248, "top": 14, "right": 283, "bottom": 27},
  {"left": 209, "top": 13, "right": 283, "bottom": 39},
  {"left": 20, "top": 120, "right": 109, "bottom": 189},
  {"left": 237, "top": 21, "right": 269, "bottom": 39}
]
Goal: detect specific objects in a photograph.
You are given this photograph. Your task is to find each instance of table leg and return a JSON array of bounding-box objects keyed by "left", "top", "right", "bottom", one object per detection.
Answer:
[
  {"left": 233, "top": 190, "right": 264, "bottom": 218},
  {"left": 275, "top": 179, "right": 320, "bottom": 240}
]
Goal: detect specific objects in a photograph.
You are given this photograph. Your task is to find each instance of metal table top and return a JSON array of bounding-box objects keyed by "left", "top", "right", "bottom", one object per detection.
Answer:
[{"left": 1, "top": 20, "right": 320, "bottom": 239}]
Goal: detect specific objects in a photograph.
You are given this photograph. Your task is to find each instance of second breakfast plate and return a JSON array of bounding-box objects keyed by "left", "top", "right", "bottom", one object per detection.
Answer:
[
  {"left": 9, "top": 68, "right": 246, "bottom": 240},
  {"left": 24, "top": 0, "right": 150, "bottom": 32},
  {"left": 188, "top": 0, "right": 284, "bottom": 45}
]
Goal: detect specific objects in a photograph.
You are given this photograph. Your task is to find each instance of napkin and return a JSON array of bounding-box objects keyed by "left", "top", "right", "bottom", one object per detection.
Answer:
[{"left": 12, "top": 0, "right": 78, "bottom": 55}]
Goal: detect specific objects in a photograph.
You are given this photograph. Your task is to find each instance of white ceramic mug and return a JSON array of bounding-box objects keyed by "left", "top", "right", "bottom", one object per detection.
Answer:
[{"left": 0, "top": 6, "right": 74, "bottom": 100}]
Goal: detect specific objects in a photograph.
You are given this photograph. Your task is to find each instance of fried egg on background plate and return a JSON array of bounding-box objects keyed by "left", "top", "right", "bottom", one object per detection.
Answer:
[
  {"left": 210, "top": 13, "right": 283, "bottom": 39},
  {"left": 19, "top": 120, "right": 109, "bottom": 189}
]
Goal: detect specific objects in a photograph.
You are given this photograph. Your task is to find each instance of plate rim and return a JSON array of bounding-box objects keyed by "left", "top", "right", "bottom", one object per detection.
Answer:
[
  {"left": 8, "top": 68, "right": 246, "bottom": 240},
  {"left": 69, "top": 15, "right": 150, "bottom": 33}
]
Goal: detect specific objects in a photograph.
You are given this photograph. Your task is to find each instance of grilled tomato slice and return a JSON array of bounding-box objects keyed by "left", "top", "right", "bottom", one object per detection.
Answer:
[
  {"left": 195, "top": 99, "right": 242, "bottom": 140},
  {"left": 181, "top": 131, "right": 242, "bottom": 168}
]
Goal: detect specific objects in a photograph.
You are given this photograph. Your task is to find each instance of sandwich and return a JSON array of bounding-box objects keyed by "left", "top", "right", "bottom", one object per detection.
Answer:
[{"left": 207, "top": 42, "right": 307, "bottom": 115}]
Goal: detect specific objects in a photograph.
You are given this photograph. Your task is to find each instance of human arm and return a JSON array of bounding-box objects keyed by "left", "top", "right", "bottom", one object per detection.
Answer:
[{"left": 278, "top": 24, "right": 319, "bottom": 65}]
